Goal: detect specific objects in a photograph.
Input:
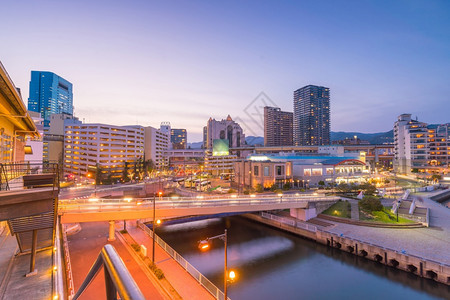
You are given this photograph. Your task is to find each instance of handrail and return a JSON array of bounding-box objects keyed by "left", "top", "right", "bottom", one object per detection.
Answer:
[{"left": 72, "top": 244, "right": 144, "bottom": 300}]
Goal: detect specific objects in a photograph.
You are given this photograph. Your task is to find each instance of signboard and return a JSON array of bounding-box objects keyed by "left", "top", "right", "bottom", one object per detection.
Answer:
[{"left": 212, "top": 139, "right": 229, "bottom": 156}]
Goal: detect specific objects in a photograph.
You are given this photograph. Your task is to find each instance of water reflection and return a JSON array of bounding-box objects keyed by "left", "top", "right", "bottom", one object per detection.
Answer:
[{"left": 155, "top": 216, "right": 450, "bottom": 300}]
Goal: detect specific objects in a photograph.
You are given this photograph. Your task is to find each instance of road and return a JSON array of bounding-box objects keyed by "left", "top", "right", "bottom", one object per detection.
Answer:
[{"left": 67, "top": 222, "right": 166, "bottom": 299}]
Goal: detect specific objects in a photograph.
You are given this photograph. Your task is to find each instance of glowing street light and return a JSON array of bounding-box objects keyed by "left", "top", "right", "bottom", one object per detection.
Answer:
[{"left": 198, "top": 229, "right": 235, "bottom": 299}]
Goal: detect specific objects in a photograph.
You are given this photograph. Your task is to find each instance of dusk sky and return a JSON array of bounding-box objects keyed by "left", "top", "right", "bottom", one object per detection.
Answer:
[{"left": 2, "top": 0, "right": 449, "bottom": 142}]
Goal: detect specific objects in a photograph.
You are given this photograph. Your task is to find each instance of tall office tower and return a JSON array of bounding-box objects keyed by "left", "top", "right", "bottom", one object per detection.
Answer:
[
  {"left": 293, "top": 85, "right": 330, "bottom": 146},
  {"left": 205, "top": 115, "right": 245, "bottom": 149},
  {"left": 171, "top": 128, "right": 187, "bottom": 149},
  {"left": 144, "top": 126, "right": 170, "bottom": 169},
  {"left": 28, "top": 71, "right": 73, "bottom": 127},
  {"left": 264, "top": 106, "right": 293, "bottom": 146}
]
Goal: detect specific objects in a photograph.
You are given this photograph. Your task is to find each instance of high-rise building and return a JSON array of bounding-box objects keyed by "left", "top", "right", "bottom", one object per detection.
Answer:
[
  {"left": 293, "top": 85, "right": 330, "bottom": 146},
  {"left": 28, "top": 71, "right": 73, "bottom": 127},
  {"left": 144, "top": 126, "right": 170, "bottom": 169},
  {"left": 171, "top": 128, "right": 187, "bottom": 149},
  {"left": 205, "top": 115, "right": 245, "bottom": 149},
  {"left": 394, "top": 114, "right": 449, "bottom": 174},
  {"left": 264, "top": 106, "right": 293, "bottom": 147}
]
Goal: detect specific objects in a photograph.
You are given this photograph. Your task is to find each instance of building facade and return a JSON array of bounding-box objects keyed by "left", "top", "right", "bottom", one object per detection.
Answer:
[
  {"left": 171, "top": 128, "right": 187, "bottom": 149},
  {"left": 205, "top": 115, "right": 245, "bottom": 149},
  {"left": 28, "top": 71, "right": 73, "bottom": 127},
  {"left": 264, "top": 106, "right": 293, "bottom": 147},
  {"left": 144, "top": 126, "right": 170, "bottom": 169},
  {"left": 0, "top": 61, "right": 38, "bottom": 163},
  {"left": 63, "top": 123, "right": 144, "bottom": 179},
  {"left": 293, "top": 85, "right": 330, "bottom": 146},
  {"left": 394, "top": 114, "right": 449, "bottom": 174}
]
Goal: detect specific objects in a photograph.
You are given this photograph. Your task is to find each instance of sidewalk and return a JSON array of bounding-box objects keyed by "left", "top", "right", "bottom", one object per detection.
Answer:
[{"left": 123, "top": 220, "right": 215, "bottom": 300}]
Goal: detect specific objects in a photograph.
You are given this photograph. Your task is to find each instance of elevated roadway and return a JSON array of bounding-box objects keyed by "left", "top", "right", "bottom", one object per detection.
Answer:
[{"left": 58, "top": 194, "right": 339, "bottom": 223}]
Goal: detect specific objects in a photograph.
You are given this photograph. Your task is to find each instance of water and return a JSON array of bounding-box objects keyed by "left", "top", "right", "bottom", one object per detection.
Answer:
[{"left": 156, "top": 217, "right": 450, "bottom": 300}]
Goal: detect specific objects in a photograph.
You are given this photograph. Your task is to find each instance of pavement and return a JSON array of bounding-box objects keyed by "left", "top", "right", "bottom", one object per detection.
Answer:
[
  {"left": 325, "top": 191, "right": 450, "bottom": 265},
  {"left": 67, "top": 222, "right": 166, "bottom": 300},
  {"left": 0, "top": 227, "right": 53, "bottom": 300},
  {"left": 123, "top": 220, "right": 215, "bottom": 300}
]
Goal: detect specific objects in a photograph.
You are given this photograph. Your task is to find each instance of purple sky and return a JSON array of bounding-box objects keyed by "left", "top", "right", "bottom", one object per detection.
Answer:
[{"left": 2, "top": 0, "right": 450, "bottom": 142}]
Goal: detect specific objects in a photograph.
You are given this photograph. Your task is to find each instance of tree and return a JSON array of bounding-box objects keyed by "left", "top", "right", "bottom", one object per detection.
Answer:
[
  {"left": 359, "top": 195, "right": 383, "bottom": 212},
  {"left": 359, "top": 183, "right": 377, "bottom": 195},
  {"left": 282, "top": 183, "right": 291, "bottom": 191},
  {"left": 337, "top": 183, "right": 351, "bottom": 193},
  {"left": 318, "top": 181, "right": 325, "bottom": 188},
  {"left": 95, "top": 164, "right": 102, "bottom": 185}
]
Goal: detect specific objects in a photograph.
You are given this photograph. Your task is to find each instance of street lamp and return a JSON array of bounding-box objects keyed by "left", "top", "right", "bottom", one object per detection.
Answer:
[
  {"left": 152, "top": 191, "right": 163, "bottom": 263},
  {"left": 198, "top": 229, "right": 235, "bottom": 300}
]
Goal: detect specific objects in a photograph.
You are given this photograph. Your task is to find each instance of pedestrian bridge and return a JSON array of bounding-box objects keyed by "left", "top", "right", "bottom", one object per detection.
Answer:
[{"left": 58, "top": 194, "right": 339, "bottom": 223}]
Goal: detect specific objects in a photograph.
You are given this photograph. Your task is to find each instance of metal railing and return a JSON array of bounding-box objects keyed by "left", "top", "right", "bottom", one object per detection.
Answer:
[
  {"left": 59, "top": 195, "right": 340, "bottom": 213},
  {"left": 0, "top": 161, "right": 59, "bottom": 191},
  {"left": 260, "top": 212, "right": 317, "bottom": 232},
  {"left": 137, "top": 221, "right": 228, "bottom": 300},
  {"left": 62, "top": 224, "right": 75, "bottom": 298},
  {"left": 72, "top": 244, "right": 144, "bottom": 300}
]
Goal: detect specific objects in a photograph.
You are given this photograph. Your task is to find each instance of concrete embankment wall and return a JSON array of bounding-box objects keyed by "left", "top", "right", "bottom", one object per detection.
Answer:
[
  {"left": 431, "top": 190, "right": 450, "bottom": 204},
  {"left": 245, "top": 214, "right": 450, "bottom": 286}
]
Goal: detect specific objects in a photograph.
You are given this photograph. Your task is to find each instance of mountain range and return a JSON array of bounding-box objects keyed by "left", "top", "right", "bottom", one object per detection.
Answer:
[{"left": 187, "top": 130, "right": 394, "bottom": 148}]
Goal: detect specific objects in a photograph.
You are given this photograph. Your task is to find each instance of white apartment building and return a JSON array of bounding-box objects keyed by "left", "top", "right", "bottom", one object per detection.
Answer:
[
  {"left": 144, "top": 126, "right": 170, "bottom": 169},
  {"left": 63, "top": 123, "right": 144, "bottom": 179},
  {"left": 394, "top": 114, "right": 449, "bottom": 174}
]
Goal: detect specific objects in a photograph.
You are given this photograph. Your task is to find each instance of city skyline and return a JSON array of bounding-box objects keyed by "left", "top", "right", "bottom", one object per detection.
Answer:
[{"left": 2, "top": 0, "right": 450, "bottom": 142}]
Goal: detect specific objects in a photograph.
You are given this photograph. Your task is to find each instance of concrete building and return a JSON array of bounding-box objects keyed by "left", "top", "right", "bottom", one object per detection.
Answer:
[
  {"left": 27, "top": 71, "right": 73, "bottom": 127},
  {"left": 171, "top": 128, "right": 187, "bottom": 149},
  {"left": 293, "top": 85, "right": 330, "bottom": 146},
  {"left": 63, "top": 123, "right": 144, "bottom": 179},
  {"left": 0, "top": 61, "right": 38, "bottom": 163},
  {"left": 43, "top": 113, "right": 79, "bottom": 164},
  {"left": 235, "top": 152, "right": 368, "bottom": 189},
  {"left": 264, "top": 106, "right": 293, "bottom": 147},
  {"left": 144, "top": 126, "right": 170, "bottom": 169},
  {"left": 394, "top": 114, "right": 449, "bottom": 174},
  {"left": 24, "top": 111, "right": 44, "bottom": 165},
  {"left": 205, "top": 115, "right": 245, "bottom": 149}
]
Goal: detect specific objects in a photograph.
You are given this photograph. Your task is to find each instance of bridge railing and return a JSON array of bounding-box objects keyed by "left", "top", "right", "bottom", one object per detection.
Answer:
[
  {"left": 137, "top": 221, "right": 229, "bottom": 300},
  {"left": 260, "top": 212, "right": 317, "bottom": 232},
  {"left": 59, "top": 196, "right": 340, "bottom": 213}
]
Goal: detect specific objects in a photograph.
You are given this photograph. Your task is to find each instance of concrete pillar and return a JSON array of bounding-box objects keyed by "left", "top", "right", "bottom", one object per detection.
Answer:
[
  {"left": 290, "top": 207, "right": 317, "bottom": 221},
  {"left": 108, "top": 220, "right": 116, "bottom": 242}
]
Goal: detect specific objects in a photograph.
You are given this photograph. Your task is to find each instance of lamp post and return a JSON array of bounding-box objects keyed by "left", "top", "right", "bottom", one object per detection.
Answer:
[
  {"left": 198, "top": 229, "right": 234, "bottom": 300},
  {"left": 152, "top": 191, "right": 163, "bottom": 263}
]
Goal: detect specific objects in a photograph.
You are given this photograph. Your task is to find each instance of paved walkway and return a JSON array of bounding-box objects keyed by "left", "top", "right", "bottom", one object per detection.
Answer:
[
  {"left": 123, "top": 220, "right": 215, "bottom": 300},
  {"left": 67, "top": 222, "right": 166, "bottom": 299},
  {"left": 325, "top": 192, "right": 450, "bottom": 265},
  {"left": 348, "top": 199, "right": 360, "bottom": 221}
]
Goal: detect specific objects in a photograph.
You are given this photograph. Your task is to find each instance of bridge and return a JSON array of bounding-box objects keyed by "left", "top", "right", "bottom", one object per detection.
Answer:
[{"left": 59, "top": 194, "right": 339, "bottom": 223}]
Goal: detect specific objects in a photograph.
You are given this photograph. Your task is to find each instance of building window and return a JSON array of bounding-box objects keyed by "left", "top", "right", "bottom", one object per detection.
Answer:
[
  {"left": 254, "top": 166, "right": 259, "bottom": 176},
  {"left": 326, "top": 168, "right": 334, "bottom": 175},
  {"left": 264, "top": 166, "right": 269, "bottom": 176},
  {"left": 304, "top": 169, "right": 311, "bottom": 176},
  {"left": 276, "top": 166, "right": 284, "bottom": 176},
  {"left": 312, "top": 168, "right": 322, "bottom": 176}
]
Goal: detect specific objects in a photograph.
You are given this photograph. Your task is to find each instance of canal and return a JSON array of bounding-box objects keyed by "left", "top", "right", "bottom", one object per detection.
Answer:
[{"left": 156, "top": 216, "right": 450, "bottom": 300}]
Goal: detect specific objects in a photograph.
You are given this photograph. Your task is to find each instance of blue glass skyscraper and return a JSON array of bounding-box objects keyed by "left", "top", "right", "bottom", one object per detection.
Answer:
[{"left": 28, "top": 71, "right": 73, "bottom": 127}]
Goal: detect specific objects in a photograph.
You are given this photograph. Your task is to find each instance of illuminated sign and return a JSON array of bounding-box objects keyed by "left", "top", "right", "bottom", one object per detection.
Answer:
[{"left": 212, "top": 139, "right": 229, "bottom": 156}]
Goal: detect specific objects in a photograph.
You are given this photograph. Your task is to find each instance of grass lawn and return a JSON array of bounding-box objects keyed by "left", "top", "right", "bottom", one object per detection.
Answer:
[
  {"left": 322, "top": 200, "right": 351, "bottom": 218},
  {"left": 359, "top": 207, "right": 416, "bottom": 224}
]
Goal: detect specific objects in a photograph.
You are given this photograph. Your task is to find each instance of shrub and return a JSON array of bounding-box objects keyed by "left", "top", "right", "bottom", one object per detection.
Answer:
[
  {"left": 227, "top": 188, "right": 236, "bottom": 194},
  {"left": 270, "top": 184, "right": 278, "bottom": 192},
  {"left": 243, "top": 190, "right": 250, "bottom": 195},
  {"left": 131, "top": 243, "right": 141, "bottom": 252},
  {"left": 119, "top": 229, "right": 128, "bottom": 234},
  {"left": 154, "top": 268, "right": 165, "bottom": 279},
  {"left": 282, "top": 183, "right": 291, "bottom": 191},
  {"left": 359, "top": 196, "right": 383, "bottom": 212},
  {"left": 255, "top": 184, "right": 264, "bottom": 193}
]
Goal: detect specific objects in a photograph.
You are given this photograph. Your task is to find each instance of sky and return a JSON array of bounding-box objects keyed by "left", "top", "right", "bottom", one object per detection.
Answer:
[{"left": 1, "top": 0, "right": 450, "bottom": 142}]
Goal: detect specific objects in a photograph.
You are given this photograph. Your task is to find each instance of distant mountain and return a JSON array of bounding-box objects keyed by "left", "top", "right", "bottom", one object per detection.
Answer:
[
  {"left": 187, "top": 130, "right": 393, "bottom": 148},
  {"left": 187, "top": 141, "right": 203, "bottom": 149},
  {"left": 245, "top": 136, "right": 264, "bottom": 146},
  {"left": 331, "top": 130, "right": 393, "bottom": 144}
]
